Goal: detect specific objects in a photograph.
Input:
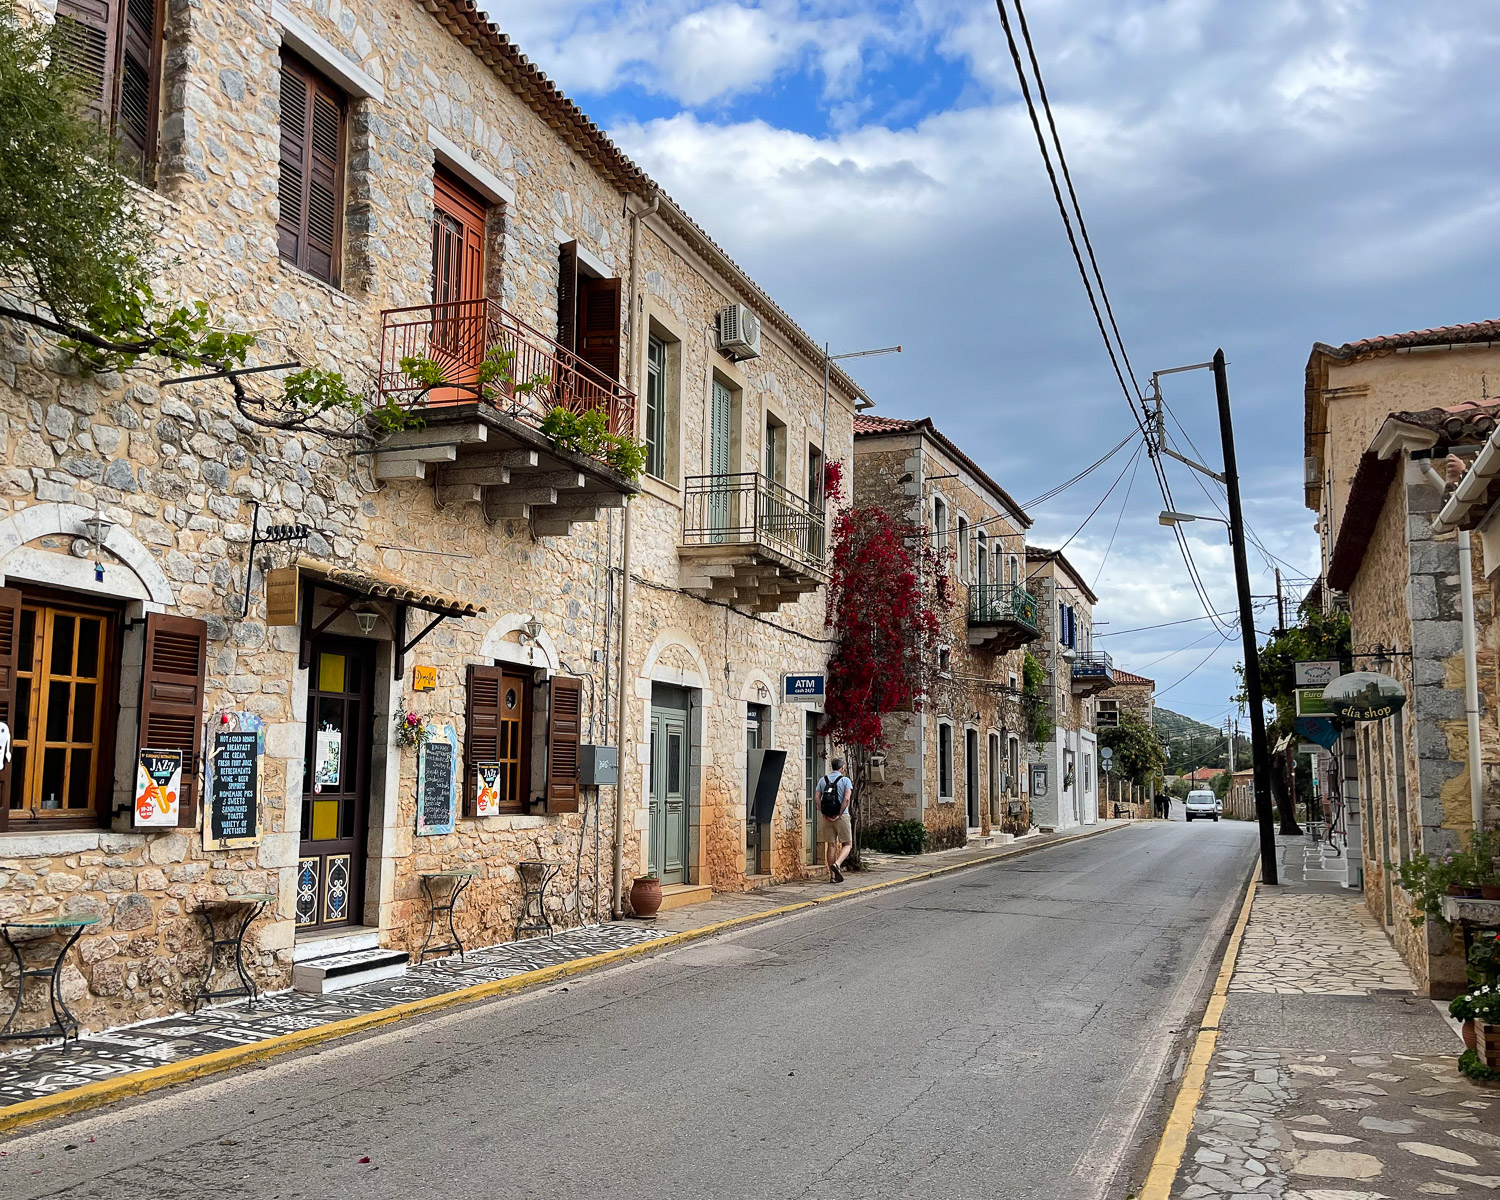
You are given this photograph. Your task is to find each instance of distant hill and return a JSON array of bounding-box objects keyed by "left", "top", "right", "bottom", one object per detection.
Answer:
[{"left": 1155, "top": 707, "right": 1250, "bottom": 773}]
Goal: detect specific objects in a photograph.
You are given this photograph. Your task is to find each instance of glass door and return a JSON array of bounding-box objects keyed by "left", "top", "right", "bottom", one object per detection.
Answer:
[{"left": 298, "top": 638, "right": 373, "bottom": 931}]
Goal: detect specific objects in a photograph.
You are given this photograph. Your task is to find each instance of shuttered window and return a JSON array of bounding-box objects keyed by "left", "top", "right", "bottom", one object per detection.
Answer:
[
  {"left": 464, "top": 664, "right": 529, "bottom": 815},
  {"left": 545, "top": 675, "right": 582, "bottom": 813},
  {"left": 556, "top": 241, "right": 621, "bottom": 382},
  {"left": 51, "top": 0, "right": 162, "bottom": 178},
  {"left": 278, "top": 54, "right": 345, "bottom": 285},
  {"left": 139, "top": 613, "right": 208, "bottom": 824},
  {"left": 0, "top": 589, "right": 21, "bottom": 833}
]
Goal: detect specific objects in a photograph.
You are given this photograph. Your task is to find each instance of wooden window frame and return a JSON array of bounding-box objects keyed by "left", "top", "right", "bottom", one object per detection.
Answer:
[
  {"left": 52, "top": 0, "right": 165, "bottom": 180},
  {"left": 1, "top": 587, "right": 122, "bottom": 832}
]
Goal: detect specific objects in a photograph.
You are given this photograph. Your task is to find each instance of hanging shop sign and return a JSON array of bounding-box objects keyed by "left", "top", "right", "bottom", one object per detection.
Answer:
[
  {"left": 1321, "top": 671, "right": 1407, "bottom": 722},
  {"left": 1294, "top": 714, "right": 1341, "bottom": 749},
  {"left": 206, "top": 717, "right": 264, "bottom": 850},
  {"left": 783, "top": 674, "right": 826, "bottom": 702},
  {"left": 475, "top": 762, "right": 502, "bottom": 817},
  {"left": 1294, "top": 660, "right": 1342, "bottom": 690},
  {"left": 416, "top": 724, "right": 458, "bottom": 836},
  {"left": 412, "top": 664, "right": 437, "bottom": 692},
  {"left": 134, "top": 749, "right": 183, "bottom": 828},
  {"left": 1294, "top": 688, "right": 1335, "bottom": 718},
  {"left": 265, "top": 567, "right": 300, "bottom": 626}
]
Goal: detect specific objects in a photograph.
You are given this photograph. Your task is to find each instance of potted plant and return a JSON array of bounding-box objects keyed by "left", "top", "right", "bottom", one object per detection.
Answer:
[
  {"left": 1473, "top": 828, "right": 1500, "bottom": 900},
  {"left": 629, "top": 871, "right": 663, "bottom": 919},
  {"left": 1399, "top": 845, "right": 1479, "bottom": 925}
]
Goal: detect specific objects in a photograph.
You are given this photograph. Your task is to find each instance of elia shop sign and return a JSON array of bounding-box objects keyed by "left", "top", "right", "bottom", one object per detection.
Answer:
[{"left": 1321, "top": 671, "right": 1408, "bottom": 722}]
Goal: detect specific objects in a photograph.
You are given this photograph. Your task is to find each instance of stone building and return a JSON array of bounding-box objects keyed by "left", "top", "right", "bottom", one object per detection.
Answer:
[
  {"left": 1305, "top": 318, "right": 1500, "bottom": 996},
  {"left": 1096, "top": 667, "right": 1154, "bottom": 731},
  {"left": 850, "top": 416, "right": 1039, "bottom": 849},
  {"left": 1025, "top": 546, "right": 1105, "bottom": 830},
  {"left": 0, "top": 0, "right": 864, "bottom": 1033}
]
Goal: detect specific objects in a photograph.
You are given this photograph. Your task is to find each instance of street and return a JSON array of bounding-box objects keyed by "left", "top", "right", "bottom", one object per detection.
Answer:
[{"left": 2, "top": 821, "right": 1258, "bottom": 1200}]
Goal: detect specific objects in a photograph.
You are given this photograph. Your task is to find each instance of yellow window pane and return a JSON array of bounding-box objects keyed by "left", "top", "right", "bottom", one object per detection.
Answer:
[
  {"left": 318, "top": 652, "right": 346, "bottom": 694},
  {"left": 311, "top": 798, "right": 340, "bottom": 841}
]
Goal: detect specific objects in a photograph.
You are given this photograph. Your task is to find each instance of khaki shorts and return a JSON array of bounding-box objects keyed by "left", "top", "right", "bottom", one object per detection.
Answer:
[{"left": 824, "top": 812, "right": 852, "bottom": 845}]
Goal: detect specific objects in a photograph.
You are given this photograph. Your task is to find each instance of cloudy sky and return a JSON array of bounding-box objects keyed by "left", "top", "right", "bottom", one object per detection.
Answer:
[{"left": 495, "top": 0, "right": 1499, "bottom": 731}]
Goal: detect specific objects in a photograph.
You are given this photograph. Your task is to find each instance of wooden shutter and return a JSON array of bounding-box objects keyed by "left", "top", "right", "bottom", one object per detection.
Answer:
[
  {"left": 277, "top": 55, "right": 344, "bottom": 285},
  {"left": 578, "top": 277, "right": 622, "bottom": 382},
  {"left": 0, "top": 589, "right": 21, "bottom": 833},
  {"left": 116, "top": 0, "right": 161, "bottom": 172},
  {"left": 52, "top": 0, "right": 118, "bottom": 126},
  {"left": 545, "top": 675, "right": 582, "bottom": 814},
  {"left": 463, "top": 664, "right": 503, "bottom": 816},
  {"left": 139, "top": 613, "right": 208, "bottom": 825},
  {"left": 557, "top": 241, "right": 578, "bottom": 352}
]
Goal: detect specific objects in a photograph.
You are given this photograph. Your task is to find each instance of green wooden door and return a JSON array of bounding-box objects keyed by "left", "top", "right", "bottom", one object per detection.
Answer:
[{"left": 649, "top": 687, "right": 690, "bottom": 885}]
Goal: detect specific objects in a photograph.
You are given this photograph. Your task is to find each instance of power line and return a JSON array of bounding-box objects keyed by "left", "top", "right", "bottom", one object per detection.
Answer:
[
  {"left": 1026, "top": 442, "right": 1143, "bottom": 580},
  {"left": 1155, "top": 636, "right": 1235, "bottom": 699},
  {"left": 1091, "top": 444, "right": 1142, "bottom": 588},
  {"left": 1021, "top": 428, "right": 1137, "bottom": 509},
  {"left": 996, "top": 0, "right": 1234, "bottom": 641},
  {"left": 1096, "top": 602, "right": 1272, "bottom": 638}
]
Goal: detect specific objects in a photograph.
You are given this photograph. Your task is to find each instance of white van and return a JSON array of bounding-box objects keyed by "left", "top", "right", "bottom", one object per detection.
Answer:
[{"left": 1185, "top": 789, "right": 1220, "bottom": 822}]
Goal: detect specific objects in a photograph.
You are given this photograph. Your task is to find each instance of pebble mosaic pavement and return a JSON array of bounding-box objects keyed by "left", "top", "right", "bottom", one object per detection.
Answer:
[
  {"left": 0, "top": 923, "right": 667, "bottom": 1105},
  {"left": 1172, "top": 882, "right": 1500, "bottom": 1198}
]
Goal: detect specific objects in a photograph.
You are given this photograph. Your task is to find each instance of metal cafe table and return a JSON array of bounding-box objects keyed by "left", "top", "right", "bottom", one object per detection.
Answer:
[
  {"left": 516, "top": 861, "right": 560, "bottom": 940},
  {"left": 418, "top": 870, "right": 478, "bottom": 963},
  {"left": 193, "top": 893, "right": 273, "bottom": 1011},
  {"left": 1, "top": 914, "right": 100, "bottom": 1042}
]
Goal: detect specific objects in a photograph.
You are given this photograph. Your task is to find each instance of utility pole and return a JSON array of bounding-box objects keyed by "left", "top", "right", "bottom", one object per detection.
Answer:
[
  {"left": 1213, "top": 349, "right": 1278, "bottom": 884},
  {"left": 1274, "top": 567, "right": 1286, "bottom": 637}
]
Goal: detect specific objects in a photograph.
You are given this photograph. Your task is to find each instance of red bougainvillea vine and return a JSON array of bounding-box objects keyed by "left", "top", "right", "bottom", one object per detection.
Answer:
[
  {"left": 821, "top": 505, "right": 949, "bottom": 749},
  {"left": 821, "top": 459, "right": 845, "bottom": 503}
]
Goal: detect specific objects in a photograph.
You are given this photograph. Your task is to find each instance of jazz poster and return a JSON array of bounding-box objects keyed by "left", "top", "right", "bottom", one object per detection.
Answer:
[
  {"left": 475, "top": 763, "right": 502, "bottom": 817},
  {"left": 135, "top": 749, "right": 183, "bottom": 827}
]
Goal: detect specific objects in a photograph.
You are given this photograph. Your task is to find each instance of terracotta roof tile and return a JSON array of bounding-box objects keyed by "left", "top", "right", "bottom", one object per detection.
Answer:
[
  {"left": 1110, "top": 669, "right": 1154, "bottom": 687},
  {"left": 1324, "top": 319, "right": 1500, "bottom": 359},
  {"left": 854, "top": 414, "right": 917, "bottom": 434}
]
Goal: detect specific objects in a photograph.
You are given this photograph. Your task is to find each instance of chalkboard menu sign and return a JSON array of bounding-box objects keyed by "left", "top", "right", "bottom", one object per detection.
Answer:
[
  {"left": 416, "top": 726, "right": 457, "bottom": 836},
  {"left": 204, "top": 717, "right": 264, "bottom": 850},
  {"left": 211, "top": 732, "right": 259, "bottom": 842}
]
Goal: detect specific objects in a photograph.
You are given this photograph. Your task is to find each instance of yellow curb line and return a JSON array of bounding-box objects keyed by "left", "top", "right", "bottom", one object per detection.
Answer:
[
  {"left": 0, "top": 820, "right": 1133, "bottom": 1136},
  {"left": 1138, "top": 875, "right": 1259, "bottom": 1200}
]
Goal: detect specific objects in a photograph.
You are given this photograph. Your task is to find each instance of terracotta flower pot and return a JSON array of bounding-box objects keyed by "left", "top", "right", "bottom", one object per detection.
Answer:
[
  {"left": 1465, "top": 1019, "right": 1479, "bottom": 1051},
  {"left": 1449, "top": 883, "right": 1484, "bottom": 899},
  {"left": 629, "top": 875, "right": 663, "bottom": 919},
  {"left": 1482, "top": 886, "right": 1500, "bottom": 901}
]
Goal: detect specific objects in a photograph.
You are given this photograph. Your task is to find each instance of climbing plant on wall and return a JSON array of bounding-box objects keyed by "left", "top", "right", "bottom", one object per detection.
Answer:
[{"left": 821, "top": 505, "right": 949, "bottom": 749}]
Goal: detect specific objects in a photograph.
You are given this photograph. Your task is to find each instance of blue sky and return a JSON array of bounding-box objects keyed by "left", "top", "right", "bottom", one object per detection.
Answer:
[{"left": 493, "top": 0, "right": 1500, "bottom": 727}]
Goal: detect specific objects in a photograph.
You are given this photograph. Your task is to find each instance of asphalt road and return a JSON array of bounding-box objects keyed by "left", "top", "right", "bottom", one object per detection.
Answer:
[{"left": 1, "top": 820, "right": 1258, "bottom": 1200}]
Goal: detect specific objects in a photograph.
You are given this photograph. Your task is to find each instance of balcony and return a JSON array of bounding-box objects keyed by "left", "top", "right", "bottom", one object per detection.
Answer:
[
  {"left": 966, "top": 583, "right": 1042, "bottom": 653},
  {"left": 1071, "top": 651, "right": 1115, "bottom": 696},
  {"left": 371, "top": 299, "right": 638, "bottom": 533},
  {"left": 680, "top": 473, "right": 828, "bottom": 611}
]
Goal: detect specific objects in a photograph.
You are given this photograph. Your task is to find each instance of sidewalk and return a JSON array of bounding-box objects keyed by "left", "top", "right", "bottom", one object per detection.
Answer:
[
  {"left": 1162, "top": 833, "right": 1489, "bottom": 1199},
  {"left": 0, "top": 819, "right": 1128, "bottom": 1130}
]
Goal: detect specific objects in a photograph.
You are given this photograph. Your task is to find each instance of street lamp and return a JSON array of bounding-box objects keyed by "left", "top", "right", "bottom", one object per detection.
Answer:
[
  {"left": 1158, "top": 510, "right": 1229, "bottom": 531},
  {"left": 819, "top": 343, "right": 902, "bottom": 506}
]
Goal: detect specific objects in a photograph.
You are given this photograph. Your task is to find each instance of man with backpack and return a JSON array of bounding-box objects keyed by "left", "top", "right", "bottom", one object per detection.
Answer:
[{"left": 817, "top": 758, "right": 855, "bottom": 882}]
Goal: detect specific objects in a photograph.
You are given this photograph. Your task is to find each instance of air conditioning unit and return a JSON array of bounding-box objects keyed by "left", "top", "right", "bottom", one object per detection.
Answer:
[
  {"left": 1304, "top": 456, "right": 1321, "bottom": 487},
  {"left": 717, "top": 304, "right": 762, "bottom": 361}
]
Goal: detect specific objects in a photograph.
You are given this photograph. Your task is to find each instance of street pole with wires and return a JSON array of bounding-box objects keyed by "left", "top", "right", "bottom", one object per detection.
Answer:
[
  {"left": 1213, "top": 349, "right": 1278, "bottom": 885},
  {"left": 818, "top": 344, "right": 902, "bottom": 507}
]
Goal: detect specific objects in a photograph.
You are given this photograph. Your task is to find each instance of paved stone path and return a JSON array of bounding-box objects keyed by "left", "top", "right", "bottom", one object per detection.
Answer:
[
  {"left": 1169, "top": 848, "right": 1497, "bottom": 1200},
  {"left": 1231, "top": 890, "right": 1417, "bottom": 996},
  {"left": 0, "top": 923, "right": 666, "bottom": 1105}
]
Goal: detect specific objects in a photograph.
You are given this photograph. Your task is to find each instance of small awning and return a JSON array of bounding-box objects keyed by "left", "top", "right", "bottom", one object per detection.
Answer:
[{"left": 296, "top": 556, "right": 485, "bottom": 619}]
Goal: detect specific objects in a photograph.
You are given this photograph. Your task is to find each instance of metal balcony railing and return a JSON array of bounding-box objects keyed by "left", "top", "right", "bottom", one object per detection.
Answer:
[
  {"left": 682, "top": 473, "right": 827, "bottom": 570},
  {"left": 376, "top": 298, "right": 637, "bottom": 461},
  {"left": 966, "top": 583, "right": 1041, "bottom": 634},
  {"left": 1071, "top": 651, "right": 1114, "bottom": 681}
]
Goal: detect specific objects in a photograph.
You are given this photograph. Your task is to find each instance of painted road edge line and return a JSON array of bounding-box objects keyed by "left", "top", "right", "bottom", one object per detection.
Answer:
[
  {"left": 0, "top": 819, "right": 1133, "bottom": 1136},
  {"left": 1137, "top": 874, "right": 1259, "bottom": 1200}
]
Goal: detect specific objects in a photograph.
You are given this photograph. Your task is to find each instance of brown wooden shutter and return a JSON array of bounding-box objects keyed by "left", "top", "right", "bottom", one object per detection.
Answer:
[
  {"left": 545, "top": 675, "right": 581, "bottom": 814},
  {"left": 139, "top": 613, "right": 208, "bottom": 825},
  {"left": 557, "top": 241, "right": 578, "bottom": 353},
  {"left": 578, "top": 277, "right": 622, "bottom": 383},
  {"left": 0, "top": 588, "right": 21, "bottom": 834},
  {"left": 277, "top": 55, "right": 344, "bottom": 285},
  {"left": 116, "top": 0, "right": 162, "bottom": 174},
  {"left": 52, "top": 0, "right": 118, "bottom": 126},
  {"left": 463, "top": 664, "right": 503, "bottom": 817}
]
